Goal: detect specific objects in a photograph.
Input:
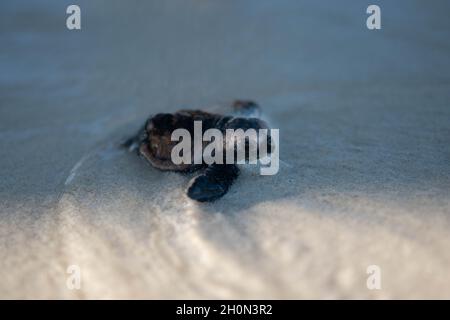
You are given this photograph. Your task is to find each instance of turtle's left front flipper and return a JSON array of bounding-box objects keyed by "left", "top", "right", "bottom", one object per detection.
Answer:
[
  {"left": 231, "top": 100, "right": 261, "bottom": 118},
  {"left": 186, "top": 164, "right": 239, "bottom": 202}
]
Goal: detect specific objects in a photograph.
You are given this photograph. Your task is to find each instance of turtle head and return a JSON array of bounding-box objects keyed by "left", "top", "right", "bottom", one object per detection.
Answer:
[{"left": 223, "top": 117, "right": 274, "bottom": 163}]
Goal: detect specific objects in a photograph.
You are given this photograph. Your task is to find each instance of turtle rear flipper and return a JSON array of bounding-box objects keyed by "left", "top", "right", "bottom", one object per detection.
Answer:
[{"left": 121, "top": 124, "right": 147, "bottom": 153}]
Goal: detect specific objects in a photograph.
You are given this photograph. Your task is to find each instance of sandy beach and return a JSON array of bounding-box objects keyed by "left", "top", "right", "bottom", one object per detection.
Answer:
[{"left": 1, "top": 0, "right": 450, "bottom": 299}]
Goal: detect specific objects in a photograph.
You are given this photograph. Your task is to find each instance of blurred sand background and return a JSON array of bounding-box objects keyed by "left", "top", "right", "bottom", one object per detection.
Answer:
[{"left": 1, "top": 0, "right": 450, "bottom": 298}]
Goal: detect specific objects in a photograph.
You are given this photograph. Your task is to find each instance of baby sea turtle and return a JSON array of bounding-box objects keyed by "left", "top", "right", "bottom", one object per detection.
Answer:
[{"left": 124, "top": 100, "right": 272, "bottom": 202}]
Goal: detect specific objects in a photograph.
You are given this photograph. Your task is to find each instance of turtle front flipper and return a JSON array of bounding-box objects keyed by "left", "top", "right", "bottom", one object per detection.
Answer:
[
  {"left": 232, "top": 100, "right": 261, "bottom": 118},
  {"left": 186, "top": 164, "right": 239, "bottom": 202}
]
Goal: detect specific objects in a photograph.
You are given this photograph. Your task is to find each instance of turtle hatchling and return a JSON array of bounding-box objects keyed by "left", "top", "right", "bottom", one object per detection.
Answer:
[{"left": 124, "top": 100, "right": 274, "bottom": 202}]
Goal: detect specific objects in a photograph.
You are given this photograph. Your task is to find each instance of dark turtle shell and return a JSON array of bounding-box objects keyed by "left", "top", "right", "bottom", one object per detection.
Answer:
[
  {"left": 139, "top": 110, "right": 222, "bottom": 172},
  {"left": 137, "top": 100, "right": 267, "bottom": 172},
  {"left": 124, "top": 100, "right": 271, "bottom": 202}
]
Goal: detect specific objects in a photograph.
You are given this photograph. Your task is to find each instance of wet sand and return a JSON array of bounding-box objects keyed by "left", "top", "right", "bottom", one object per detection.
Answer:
[{"left": 1, "top": 0, "right": 450, "bottom": 298}]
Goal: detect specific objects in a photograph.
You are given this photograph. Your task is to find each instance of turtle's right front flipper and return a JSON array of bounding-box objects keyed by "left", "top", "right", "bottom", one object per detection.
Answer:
[{"left": 186, "top": 164, "right": 239, "bottom": 202}]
